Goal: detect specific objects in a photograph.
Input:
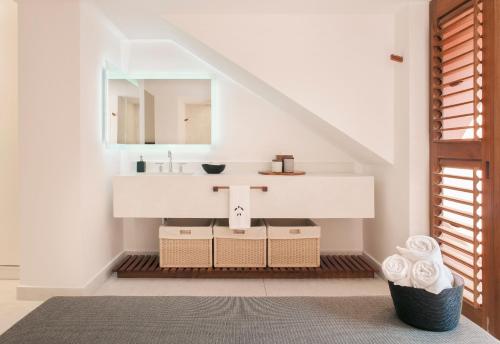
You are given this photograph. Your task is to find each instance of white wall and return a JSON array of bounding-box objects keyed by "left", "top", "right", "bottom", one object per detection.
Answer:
[
  {"left": 120, "top": 40, "right": 364, "bottom": 253},
  {"left": 79, "top": 1, "right": 124, "bottom": 287},
  {"left": 122, "top": 41, "right": 356, "bottom": 164},
  {"left": 18, "top": 0, "right": 124, "bottom": 292},
  {"left": 19, "top": 0, "right": 84, "bottom": 288},
  {"left": 363, "top": 2, "right": 429, "bottom": 264},
  {"left": 164, "top": 12, "right": 395, "bottom": 163},
  {"left": 407, "top": 2, "right": 430, "bottom": 237},
  {"left": 0, "top": 0, "right": 19, "bottom": 267}
]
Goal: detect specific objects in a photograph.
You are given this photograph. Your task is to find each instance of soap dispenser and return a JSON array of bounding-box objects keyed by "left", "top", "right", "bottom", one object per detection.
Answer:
[{"left": 137, "top": 155, "right": 146, "bottom": 173}]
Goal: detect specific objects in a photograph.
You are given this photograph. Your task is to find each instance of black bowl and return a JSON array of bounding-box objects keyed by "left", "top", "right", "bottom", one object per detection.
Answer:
[
  {"left": 202, "top": 164, "right": 226, "bottom": 174},
  {"left": 388, "top": 273, "right": 464, "bottom": 332}
]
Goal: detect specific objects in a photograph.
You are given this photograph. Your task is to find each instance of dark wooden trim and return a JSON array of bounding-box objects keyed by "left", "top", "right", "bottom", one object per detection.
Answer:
[
  {"left": 430, "top": 0, "right": 437, "bottom": 251},
  {"left": 113, "top": 254, "right": 378, "bottom": 279},
  {"left": 480, "top": 0, "right": 500, "bottom": 336},
  {"left": 435, "top": 141, "right": 482, "bottom": 160},
  {"left": 463, "top": 301, "right": 483, "bottom": 324},
  {"left": 486, "top": 0, "right": 500, "bottom": 337}
]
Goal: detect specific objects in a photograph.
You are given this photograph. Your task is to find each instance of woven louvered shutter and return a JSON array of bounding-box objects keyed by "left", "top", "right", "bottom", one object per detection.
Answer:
[{"left": 430, "top": 0, "right": 492, "bottom": 326}]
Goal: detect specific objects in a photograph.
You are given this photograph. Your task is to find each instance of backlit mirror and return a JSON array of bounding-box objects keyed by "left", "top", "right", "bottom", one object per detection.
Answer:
[{"left": 105, "top": 75, "right": 212, "bottom": 145}]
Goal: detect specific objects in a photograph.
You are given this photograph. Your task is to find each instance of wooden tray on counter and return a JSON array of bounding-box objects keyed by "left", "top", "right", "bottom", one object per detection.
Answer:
[{"left": 259, "top": 171, "right": 306, "bottom": 176}]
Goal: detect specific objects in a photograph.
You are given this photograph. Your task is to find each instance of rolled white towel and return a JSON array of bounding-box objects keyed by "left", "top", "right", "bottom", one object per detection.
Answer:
[
  {"left": 411, "top": 260, "right": 452, "bottom": 294},
  {"left": 382, "top": 254, "right": 412, "bottom": 287},
  {"left": 397, "top": 235, "right": 443, "bottom": 265}
]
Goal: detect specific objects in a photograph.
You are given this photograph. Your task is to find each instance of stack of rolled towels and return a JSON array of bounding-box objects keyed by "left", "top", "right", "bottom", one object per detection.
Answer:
[{"left": 382, "top": 235, "right": 454, "bottom": 294}]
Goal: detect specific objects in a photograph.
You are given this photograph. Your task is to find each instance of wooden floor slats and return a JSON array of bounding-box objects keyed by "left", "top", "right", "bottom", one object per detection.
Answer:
[{"left": 114, "top": 255, "right": 378, "bottom": 279}]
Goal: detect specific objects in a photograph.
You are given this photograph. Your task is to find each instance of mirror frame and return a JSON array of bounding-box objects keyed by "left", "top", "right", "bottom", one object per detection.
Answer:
[{"left": 102, "top": 69, "right": 216, "bottom": 149}]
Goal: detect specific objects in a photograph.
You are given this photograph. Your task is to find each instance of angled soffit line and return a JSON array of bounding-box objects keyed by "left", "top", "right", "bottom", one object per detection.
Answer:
[{"left": 158, "top": 17, "right": 391, "bottom": 165}]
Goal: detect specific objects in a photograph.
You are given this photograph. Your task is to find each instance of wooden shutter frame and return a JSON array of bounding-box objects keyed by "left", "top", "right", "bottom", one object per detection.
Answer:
[
  {"left": 430, "top": 0, "right": 499, "bottom": 336},
  {"left": 487, "top": 0, "right": 500, "bottom": 337}
]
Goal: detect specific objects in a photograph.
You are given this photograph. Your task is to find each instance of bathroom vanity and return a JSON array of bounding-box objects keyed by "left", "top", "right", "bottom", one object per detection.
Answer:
[
  {"left": 112, "top": 172, "right": 377, "bottom": 278},
  {"left": 113, "top": 173, "right": 374, "bottom": 219}
]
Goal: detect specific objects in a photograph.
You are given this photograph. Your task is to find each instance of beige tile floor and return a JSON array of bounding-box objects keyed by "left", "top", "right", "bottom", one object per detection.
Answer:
[
  {"left": 0, "top": 276, "right": 389, "bottom": 335},
  {"left": 0, "top": 280, "right": 42, "bottom": 336}
]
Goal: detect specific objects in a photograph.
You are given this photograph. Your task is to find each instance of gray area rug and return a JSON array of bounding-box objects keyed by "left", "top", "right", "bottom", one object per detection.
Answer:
[{"left": 0, "top": 296, "right": 497, "bottom": 344}]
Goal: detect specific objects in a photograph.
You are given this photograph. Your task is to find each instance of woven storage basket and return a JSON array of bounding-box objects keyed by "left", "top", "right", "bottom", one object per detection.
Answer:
[
  {"left": 388, "top": 273, "right": 464, "bottom": 332},
  {"left": 265, "top": 219, "right": 320, "bottom": 267},
  {"left": 213, "top": 219, "right": 267, "bottom": 268},
  {"left": 159, "top": 218, "right": 214, "bottom": 268}
]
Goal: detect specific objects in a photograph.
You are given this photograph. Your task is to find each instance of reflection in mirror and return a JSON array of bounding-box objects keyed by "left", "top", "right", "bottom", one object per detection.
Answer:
[{"left": 106, "top": 77, "right": 212, "bottom": 145}]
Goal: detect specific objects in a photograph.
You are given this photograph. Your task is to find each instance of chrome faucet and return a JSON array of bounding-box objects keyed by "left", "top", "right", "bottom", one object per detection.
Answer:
[{"left": 168, "top": 150, "right": 173, "bottom": 173}]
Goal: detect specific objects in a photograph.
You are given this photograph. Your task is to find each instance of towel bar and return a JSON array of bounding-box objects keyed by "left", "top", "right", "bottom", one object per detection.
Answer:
[{"left": 212, "top": 186, "right": 268, "bottom": 192}]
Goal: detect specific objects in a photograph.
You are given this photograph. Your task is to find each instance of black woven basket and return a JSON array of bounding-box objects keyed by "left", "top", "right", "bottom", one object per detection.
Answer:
[{"left": 388, "top": 273, "right": 464, "bottom": 332}]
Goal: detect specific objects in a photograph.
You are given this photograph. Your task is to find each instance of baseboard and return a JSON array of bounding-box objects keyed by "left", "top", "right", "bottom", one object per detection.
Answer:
[
  {"left": 83, "top": 251, "right": 128, "bottom": 295},
  {"left": 16, "top": 285, "right": 87, "bottom": 301},
  {"left": 17, "top": 251, "right": 126, "bottom": 301},
  {"left": 0, "top": 265, "right": 20, "bottom": 280},
  {"left": 362, "top": 252, "right": 385, "bottom": 279}
]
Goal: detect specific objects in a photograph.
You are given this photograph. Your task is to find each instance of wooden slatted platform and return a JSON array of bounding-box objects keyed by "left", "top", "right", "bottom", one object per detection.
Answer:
[{"left": 113, "top": 255, "right": 378, "bottom": 278}]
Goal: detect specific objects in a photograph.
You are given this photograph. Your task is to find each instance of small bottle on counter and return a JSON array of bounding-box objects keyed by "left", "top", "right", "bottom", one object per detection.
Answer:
[
  {"left": 272, "top": 159, "right": 283, "bottom": 173},
  {"left": 137, "top": 155, "right": 146, "bottom": 173},
  {"left": 283, "top": 157, "right": 295, "bottom": 173},
  {"left": 276, "top": 154, "right": 294, "bottom": 173}
]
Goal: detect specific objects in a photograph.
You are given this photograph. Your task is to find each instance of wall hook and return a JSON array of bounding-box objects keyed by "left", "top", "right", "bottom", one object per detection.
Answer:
[{"left": 390, "top": 54, "right": 404, "bottom": 63}]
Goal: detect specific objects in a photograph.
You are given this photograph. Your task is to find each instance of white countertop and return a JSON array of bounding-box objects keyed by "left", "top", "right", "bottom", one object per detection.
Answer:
[{"left": 117, "top": 172, "right": 372, "bottom": 178}]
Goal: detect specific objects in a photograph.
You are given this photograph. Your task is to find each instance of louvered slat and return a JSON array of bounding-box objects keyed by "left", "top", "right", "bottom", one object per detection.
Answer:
[
  {"left": 441, "top": 22, "right": 474, "bottom": 42},
  {"left": 442, "top": 250, "right": 475, "bottom": 269},
  {"left": 432, "top": 0, "right": 483, "bottom": 142},
  {"left": 436, "top": 183, "right": 474, "bottom": 193},
  {"left": 433, "top": 193, "right": 474, "bottom": 205},
  {"left": 433, "top": 172, "right": 474, "bottom": 180},
  {"left": 435, "top": 202, "right": 474, "bottom": 218},
  {"left": 439, "top": 7, "right": 474, "bottom": 32},
  {"left": 442, "top": 51, "right": 474, "bottom": 72}
]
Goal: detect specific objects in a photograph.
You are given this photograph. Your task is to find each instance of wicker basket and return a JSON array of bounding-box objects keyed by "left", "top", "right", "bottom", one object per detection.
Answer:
[
  {"left": 213, "top": 219, "right": 267, "bottom": 268},
  {"left": 159, "top": 218, "right": 214, "bottom": 268},
  {"left": 265, "top": 219, "right": 320, "bottom": 267},
  {"left": 388, "top": 273, "right": 464, "bottom": 332}
]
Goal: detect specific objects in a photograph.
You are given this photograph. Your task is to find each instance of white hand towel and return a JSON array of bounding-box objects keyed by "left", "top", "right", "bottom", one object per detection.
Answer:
[
  {"left": 397, "top": 235, "right": 443, "bottom": 265},
  {"left": 382, "top": 254, "right": 412, "bottom": 287},
  {"left": 229, "top": 185, "right": 251, "bottom": 229},
  {"left": 411, "top": 260, "right": 452, "bottom": 294}
]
